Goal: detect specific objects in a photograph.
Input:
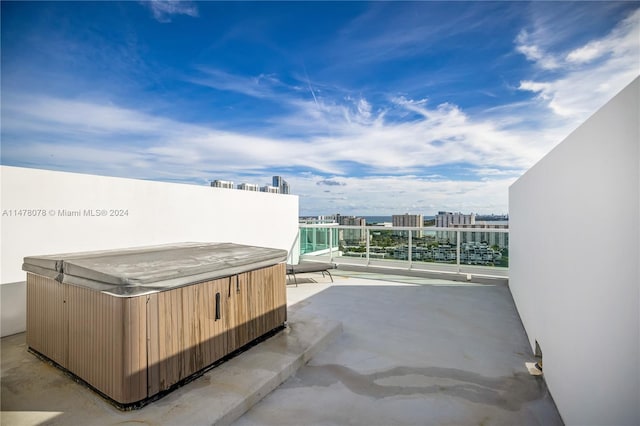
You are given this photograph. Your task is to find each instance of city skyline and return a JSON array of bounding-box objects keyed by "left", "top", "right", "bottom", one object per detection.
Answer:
[
  {"left": 1, "top": 2, "right": 638, "bottom": 215},
  {"left": 300, "top": 212, "right": 509, "bottom": 223}
]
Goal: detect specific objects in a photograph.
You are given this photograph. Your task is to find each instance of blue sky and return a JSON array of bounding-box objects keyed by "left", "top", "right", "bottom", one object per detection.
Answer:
[{"left": 2, "top": 1, "right": 638, "bottom": 215}]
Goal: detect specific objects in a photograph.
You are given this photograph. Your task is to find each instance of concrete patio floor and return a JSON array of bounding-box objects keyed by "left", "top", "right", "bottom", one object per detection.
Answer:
[
  {"left": 1, "top": 270, "right": 563, "bottom": 425},
  {"left": 237, "top": 270, "right": 563, "bottom": 425}
]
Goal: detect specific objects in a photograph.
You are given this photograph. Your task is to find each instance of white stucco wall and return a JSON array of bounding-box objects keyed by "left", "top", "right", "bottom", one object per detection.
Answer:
[
  {"left": 509, "top": 77, "right": 639, "bottom": 426},
  {"left": 0, "top": 166, "right": 299, "bottom": 337}
]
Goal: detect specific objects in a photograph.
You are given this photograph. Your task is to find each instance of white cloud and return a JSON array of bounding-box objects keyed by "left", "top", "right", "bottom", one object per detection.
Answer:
[
  {"left": 566, "top": 41, "right": 605, "bottom": 64},
  {"left": 190, "top": 68, "right": 283, "bottom": 99},
  {"left": 471, "top": 168, "right": 522, "bottom": 178},
  {"left": 292, "top": 173, "right": 514, "bottom": 215},
  {"left": 185, "top": 68, "right": 553, "bottom": 175},
  {"left": 1, "top": 94, "right": 173, "bottom": 135},
  {"left": 2, "top": 89, "right": 546, "bottom": 215},
  {"left": 518, "top": 9, "right": 640, "bottom": 121},
  {"left": 566, "top": 9, "right": 640, "bottom": 65},
  {"left": 143, "top": 0, "right": 198, "bottom": 23},
  {"left": 516, "top": 8, "right": 640, "bottom": 75},
  {"left": 515, "top": 30, "right": 560, "bottom": 70},
  {"left": 357, "top": 98, "right": 372, "bottom": 120}
]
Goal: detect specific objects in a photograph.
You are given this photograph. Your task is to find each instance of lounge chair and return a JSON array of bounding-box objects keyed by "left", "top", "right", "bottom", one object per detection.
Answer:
[{"left": 286, "top": 261, "right": 336, "bottom": 286}]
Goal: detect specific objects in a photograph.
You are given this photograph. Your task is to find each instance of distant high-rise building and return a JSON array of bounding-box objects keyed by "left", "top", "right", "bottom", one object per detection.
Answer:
[
  {"left": 298, "top": 215, "right": 337, "bottom": 224},
  {"left": 435, "top": 212, "right": 481, "bottom": 245},
  {"left": 392, "top": 213, "right": 423, "bottom": 227},
  {"left": 435, "top": 211, "right": 476, "bottom": 227},
  {"left": 211, "top": 180, "right": 234, "bottom": 189},
  {"left": 261, "top": 185, "right": 280, "bottom": 193},
  {"left": 392, "top": 213, "right": 424, "bottom": 237},
  {"left": 237, "top": 183, "right": 259, "bottom": 191},
  {"left": 320, "top": 214, "right": 338, "bottom": 223},
  {"left": 450, "top": 223, "right": 509, "bottom": 249},
  {"left": 338, "top": 215, "right": 367, "bottom": 245},
  {"left": 272, "top": 176, "right": 290, "bottom": 194}
]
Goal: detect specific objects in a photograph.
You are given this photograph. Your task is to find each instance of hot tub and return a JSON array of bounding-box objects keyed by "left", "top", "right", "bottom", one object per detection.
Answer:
[{"left": 23, "top": 242, "right": 288, "bottom": 408}]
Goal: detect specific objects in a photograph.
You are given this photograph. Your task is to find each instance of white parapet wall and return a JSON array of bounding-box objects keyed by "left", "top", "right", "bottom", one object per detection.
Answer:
[
  {"left": 509, "top": 77, "right": 639, "bottom": 426},
  {"left": 0, "top": 166, "right": 299, "bottom": 337}
]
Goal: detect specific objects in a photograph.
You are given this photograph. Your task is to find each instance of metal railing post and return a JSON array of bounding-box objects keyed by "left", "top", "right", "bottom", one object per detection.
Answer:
[
  {"left": 408, "top": 229, "right": 412, "bottom": 270},
  {"left": 456, "top": 230, "right": 461, "bottom": 273},
  {"left": 329, "top": 227, "right": 333, "bottom": 262},
  {"left": 366, "top": 228, "right": 370, "bottom": 265}
]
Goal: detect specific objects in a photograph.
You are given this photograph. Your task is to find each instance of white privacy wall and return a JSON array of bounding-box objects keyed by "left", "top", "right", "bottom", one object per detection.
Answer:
[
  {"left": 0, "top": 166, "right": 299, "bottom": 336},
  {"left": 509, "top": 77, "right": 639, "bottom": 426}
]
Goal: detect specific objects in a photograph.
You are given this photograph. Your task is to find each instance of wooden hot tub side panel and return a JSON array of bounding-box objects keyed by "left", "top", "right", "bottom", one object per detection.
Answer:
[
  {"left": 237, "top": 263, "right": 287, "bottom": 347},
  {"left": 147, "top": 276, "right": 234, "bottom": 393},
  {"left": 67, "top": 284, "right": 123, "bottom": 402},
  {"left": 26, "top": 274, "right": 149, "bottom": 404},
  {"left": 27, "top": 273, "right": 68, "bottom": 367},
  {"left": 123, "top": 294, "right": 149, "bottom": 403},
  {"left": 262, "top": 262, "right": 288, "bottom": 330},
  {"left": 147, "top": 263, "right": 287, "bottom": 394},
  {"left": 66, "top": 285, "right": 149, "bottom": 404}
]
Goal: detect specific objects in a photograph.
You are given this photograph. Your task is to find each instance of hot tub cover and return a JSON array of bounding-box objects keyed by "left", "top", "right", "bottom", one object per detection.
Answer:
[{"left": 23, "top": 242, "right": 288, "bottom": 296}]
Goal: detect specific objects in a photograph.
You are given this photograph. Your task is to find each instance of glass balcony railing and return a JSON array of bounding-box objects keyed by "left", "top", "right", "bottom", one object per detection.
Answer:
[{"left": 298, "top": 224, "right": 509, "bottom": 277}]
